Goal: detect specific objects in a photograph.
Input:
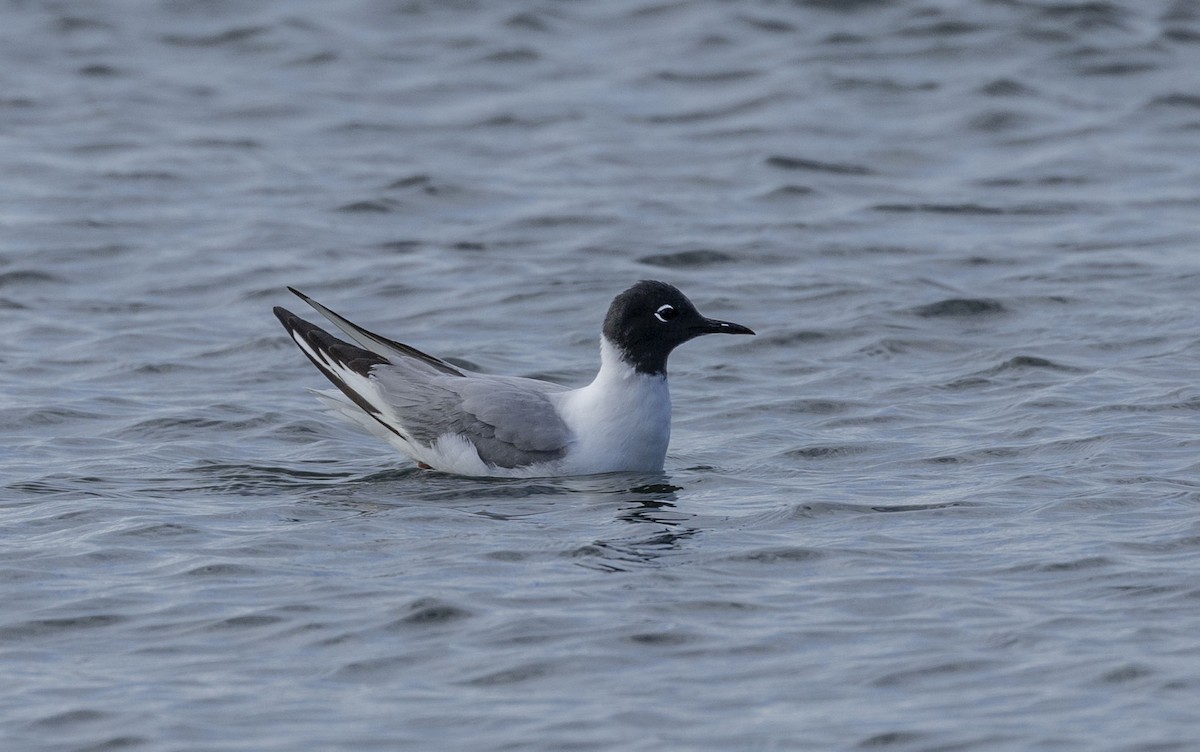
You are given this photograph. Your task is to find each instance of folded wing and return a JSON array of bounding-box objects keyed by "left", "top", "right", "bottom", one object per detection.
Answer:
[{"left": 274, "top": 301, "right": 573, "bottom": 470}]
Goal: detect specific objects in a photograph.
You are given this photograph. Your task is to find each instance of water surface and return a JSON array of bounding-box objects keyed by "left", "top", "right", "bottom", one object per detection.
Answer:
[{"left": 4, "top": 1, "right": 1200, "bottom": 750}]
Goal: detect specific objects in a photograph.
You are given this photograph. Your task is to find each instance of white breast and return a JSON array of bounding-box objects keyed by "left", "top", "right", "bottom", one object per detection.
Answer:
[{"left": 552, "top": 338, "right": 673, "bottom": 474}]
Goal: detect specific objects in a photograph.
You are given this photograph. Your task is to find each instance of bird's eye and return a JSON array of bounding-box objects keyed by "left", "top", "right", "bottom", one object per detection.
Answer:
[{"left": 654, "top": 304, "right": 677, "bottom": 323}]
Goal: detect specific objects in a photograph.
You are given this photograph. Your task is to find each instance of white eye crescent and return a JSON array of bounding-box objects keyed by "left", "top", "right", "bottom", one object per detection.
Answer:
[{"left": 654, "top": 304, "right": 677, "bottom": 323}]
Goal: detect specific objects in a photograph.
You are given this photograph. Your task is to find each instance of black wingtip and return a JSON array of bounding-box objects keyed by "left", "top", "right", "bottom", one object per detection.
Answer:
[
  {"left": 287, "top": 286, "right": 311, "bottom": 303},
  {"left": 272, "top": 303, "right": 403, "bottom": 437},
  {"left": 273, "top": 305, "right": 388, "bottom": 376},
  {"left": 273, "top": 305, "right": 296, "bottom": 325}
]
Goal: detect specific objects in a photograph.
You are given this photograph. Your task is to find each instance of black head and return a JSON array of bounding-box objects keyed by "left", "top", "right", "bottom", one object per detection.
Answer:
[{"left": 601, "top": 280, "right": 755, "bottom": 375}]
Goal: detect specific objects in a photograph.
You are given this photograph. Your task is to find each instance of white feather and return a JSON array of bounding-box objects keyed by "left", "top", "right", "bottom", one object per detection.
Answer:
[{"left": 550, "top": 337, "right": 671, "bottom": 475}]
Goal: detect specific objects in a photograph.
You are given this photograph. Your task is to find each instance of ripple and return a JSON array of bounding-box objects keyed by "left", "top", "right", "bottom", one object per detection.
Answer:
[
  {"left": 856, "top": 731, "right": 925, "bottom": 748},
  {"left": 656, "top": 68, "right": 761, "bottom": 84},
  {"left": 1008, "top": 556, "right": 1114, "bottom": 574},
  {"left": 1164, "top": 27, "right": 1200, "bottom": 42},
  {"left": 505, "top": 12, "right": 553, "bottom": 32},
  {"left": 386, "top": 173, "right": 432, "bottom": 189},
  {"left": 184, "top": 563, "right": 261, "bottom": 577},
  {"left": 622, "top": 632, "right": 697, "bottom": 652},
  {"left": 161, "top": 26, "right": 269, "bottom": 47},
  {"left": 638, "top": 249, "right": 735, "bottom": 268},
  {"left": 832, "top": 77, "right": 939, "bottom": 92},
  {"left": 723, "top": 546, "right": 825, "bottom": 564},
  {"left": 0, "top": 614, "right": 126, "bottom": 641},
  {"left": 985, "top": 355, "right": 1083, "bottom": 373},
  {"left": 783, "top": 444, "right": 879, "bottom": 460},
  {"left": 969, "top": 109, "right": 1030, "bottom": 132},
  {"left": 869, "top": 501, "right": 970, "bottom": 514},
  {"left": 739, "top": 15, "right": 796, "bottom": 33},
  {"left": 979, "top": 78, "right": 1037, "bottom": 96},
  {"left": 289, "top": 51, "right": 337, "bottom": 66},
  {"left": 27, "top": 708, "right": 109, "bottom": 728},
  {"left": 1079, "top": 61, "right": 1160, "bottom": 76},
  {"left": 759, "top": 329, "right": 831, "bottom": 346},
  {"left": 1037, "top": 2, "right": 1132, "bottom": 27},
  {"left": 3, "top": 407, "right": 107, "bottom": 428},
  {"left": 185, "top": 137, "right": 261, "bottom": 149},
  {"left": 0, "top": 270, "right": 64, "bottom": 287},
  {"left": 115, "top": 522, "right": 200, "bottom": 539},
  {"left": 182, "top": 462, "right": 363, "bottom": 494},
  {"left": 765, "top": 155, "right": 874, "bottom": 175},
  {"left": 209, "top": 613, "right": 285, "bottom": 630},
  {"left": 477, "top": 47, "right": 539, "bottom": 63},
  {"left": 875, "top": 202, "right": 1078, "bottom": 215},
  {"left": 911, "top": 298, "right": 1006, "bottom": 317},
  {"left": 1098, "top": 663, "right": 1154, "bottom": 684},
  {"left": 54, "top": 16, "right": 114, "bottom": 33},
  {"left": 79, "top": 63, "right": 120, "bottom": 77},
  {"left": 103, "top": 170, "right": 180, "bottom": 181},
  {"left": 332, "top": 655, "right": 417, "bottom": 679},
  {"left": 899, "top": 20, "right": 985, "bottom": 37},
  {"left": 636, "top": 94, "right": 772, "bottom": 123},
  {"left": 389, "top": 598, "right": 473, "bottom": 628},
  {"left": 336, "top": 199, "right": 398, "bottom": 213},
  {"left": 779, "top": 398, "right": 850, "bottom": 415},
  {"left": 871, "top": 660, "right": 999, "bottom": 689},
  {"left": 74, "top": 735, "right": 146, "bottom": 751},
  {"left": 760, "top": 184, "right": 816, "bottom": 199},
  {"left": 1147, "top": 93, "right": 1200, "bottom": 109},
  {"left": 462, "top": 661, "right": 552, "bottom": 687}
]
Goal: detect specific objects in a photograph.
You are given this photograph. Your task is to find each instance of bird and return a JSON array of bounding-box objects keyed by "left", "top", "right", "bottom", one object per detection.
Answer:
[{"left": 272, "top": 280, "right": 754, "bottom": 477}]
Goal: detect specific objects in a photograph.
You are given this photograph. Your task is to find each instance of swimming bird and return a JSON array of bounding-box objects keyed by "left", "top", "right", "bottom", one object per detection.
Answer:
[{"left": 273, "top": 281, "right": 754, "bottom": 477}]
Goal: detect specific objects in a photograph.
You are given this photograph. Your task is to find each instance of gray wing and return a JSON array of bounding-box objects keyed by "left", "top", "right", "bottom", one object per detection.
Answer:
[{"left": 372, "top": 366, "right": 573, "bottom": 469}]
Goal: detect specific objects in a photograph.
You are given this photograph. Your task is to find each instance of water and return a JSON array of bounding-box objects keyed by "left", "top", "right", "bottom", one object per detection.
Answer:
[{"left": 3, "top": 0, "right": 1200, "bottom": 749}]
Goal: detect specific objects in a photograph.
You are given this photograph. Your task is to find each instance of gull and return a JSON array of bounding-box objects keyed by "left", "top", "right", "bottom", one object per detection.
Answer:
[{"left": 273, "top": 280, "right": 754, "bottom": 477}]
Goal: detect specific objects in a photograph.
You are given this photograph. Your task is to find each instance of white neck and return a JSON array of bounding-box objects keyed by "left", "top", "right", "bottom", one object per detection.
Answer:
[{"left": 553, "top": 337, "right": 672, "bottom": 473}]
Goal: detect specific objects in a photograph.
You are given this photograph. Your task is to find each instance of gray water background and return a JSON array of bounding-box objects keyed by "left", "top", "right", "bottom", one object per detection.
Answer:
[{"left": 4, "top": 1, "right": 1200, "bottom": 749}]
